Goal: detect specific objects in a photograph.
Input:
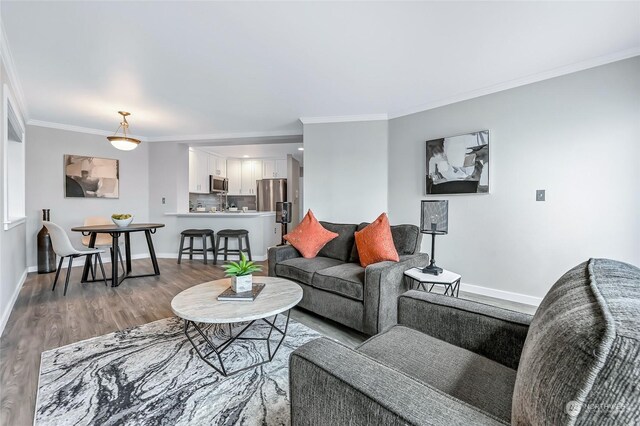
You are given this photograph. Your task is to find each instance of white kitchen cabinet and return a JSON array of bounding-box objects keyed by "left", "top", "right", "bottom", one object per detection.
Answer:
[
  {"left": 262, "top": 159, "right": 287, "bottom": 178},
  {"left": 189, "top": 149, "right": 210, "bottom": 193},
  {"left": 241, "top": 160, "right": 262, "bottom": 195},
  {"left": 208, "top": 154, "right": 226, "bottom": 177},
  {"left": 227, "top": 159, "right": 265, "bottom": 195},
  {"left": 227, "top": 158, "right": 242, "bottom": 195}
]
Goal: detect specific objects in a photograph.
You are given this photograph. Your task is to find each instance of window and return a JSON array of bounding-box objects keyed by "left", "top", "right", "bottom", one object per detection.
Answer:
[{"left": 3, "top": 84, "right": 26, "bottom": 230}]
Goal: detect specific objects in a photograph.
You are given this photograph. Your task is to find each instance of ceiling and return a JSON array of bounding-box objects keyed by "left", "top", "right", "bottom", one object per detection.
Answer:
[{"left": 2, "top": 1, "right": 639, "bottom": 140}]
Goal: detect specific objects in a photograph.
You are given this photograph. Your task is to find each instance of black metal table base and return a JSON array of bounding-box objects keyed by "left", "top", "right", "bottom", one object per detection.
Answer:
[
  {"left": 184, "top": 310, "right": 292, "bottom": 377},
  {"left": 80, "top": 229, "right": 160, "bottom": 287},
  {"left": 404, "top": 276, "right": 461, "bottom": 297}
]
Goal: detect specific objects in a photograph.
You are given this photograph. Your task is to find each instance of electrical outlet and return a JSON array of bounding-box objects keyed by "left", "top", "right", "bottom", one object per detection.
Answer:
[
  {"left": 536, "top": 190, "right": 545, "bottom": 201},
  {"left": 162, "top": 197, "right": 166, "bottom": 204}
]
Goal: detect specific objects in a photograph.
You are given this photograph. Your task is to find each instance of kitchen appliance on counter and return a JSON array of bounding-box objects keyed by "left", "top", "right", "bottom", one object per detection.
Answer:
[
  {"left": 257, "top": 179, "right": 287, "bottom": 211},
  {"left": 210, "top": 176, "right": 228, "bottom": 193}
]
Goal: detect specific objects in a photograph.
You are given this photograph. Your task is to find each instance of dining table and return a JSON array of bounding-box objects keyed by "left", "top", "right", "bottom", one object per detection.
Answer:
[{"left": 71, "top": 223, "right": 165, "bottom": 287}]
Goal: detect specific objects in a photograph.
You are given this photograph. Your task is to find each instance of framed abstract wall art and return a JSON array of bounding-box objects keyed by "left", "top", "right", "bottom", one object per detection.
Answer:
[
  {"left": 64, "top": 155, "right": 119, "bottom": 198},
  {"left": 425, "top": 130, "right": 489, "bottom": 195}
]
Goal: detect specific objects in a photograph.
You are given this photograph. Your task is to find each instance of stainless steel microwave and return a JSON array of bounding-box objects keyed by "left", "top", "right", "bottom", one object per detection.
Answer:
[{"left": 210, "top": 176, "right": 228, "bottom": 193}]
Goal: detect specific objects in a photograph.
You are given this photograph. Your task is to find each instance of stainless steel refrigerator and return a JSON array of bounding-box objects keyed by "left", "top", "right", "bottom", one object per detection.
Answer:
[{"left": 256, "top": 179, "right": 287, "bottom": 211}]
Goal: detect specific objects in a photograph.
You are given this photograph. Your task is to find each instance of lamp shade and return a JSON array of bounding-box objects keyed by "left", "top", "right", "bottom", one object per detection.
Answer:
[
  {"left": 420, "top": 200, "right": 448, "bottom": 234},
  {"left": 276, "top": 202, "right": 292, "bottom": 224},
  {"left": 107, "top": 136, "right": 140, "bottom": 151}
]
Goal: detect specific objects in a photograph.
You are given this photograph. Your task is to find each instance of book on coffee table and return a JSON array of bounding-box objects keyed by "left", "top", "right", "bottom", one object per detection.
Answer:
[{"left": 217, "top": 283, "right": 265, "bottom": 302}]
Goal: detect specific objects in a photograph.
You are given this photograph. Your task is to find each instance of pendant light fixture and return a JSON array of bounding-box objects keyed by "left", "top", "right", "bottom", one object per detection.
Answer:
[{"left": 107, "top": 111, "right": 141, "bottom": 151}]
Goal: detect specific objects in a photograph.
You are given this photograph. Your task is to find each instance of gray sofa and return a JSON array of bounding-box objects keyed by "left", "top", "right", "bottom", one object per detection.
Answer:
[
  {"left": 290, "top": 258, "right": 640, "bottom": 425},
  {"left": 268, "top": 221, "right": 429, "bottom": 335}
]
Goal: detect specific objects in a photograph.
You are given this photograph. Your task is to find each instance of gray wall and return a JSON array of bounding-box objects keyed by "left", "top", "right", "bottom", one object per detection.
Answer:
[
  {"left": 147, "top": 141, "right": 189, "bottom": 255},
  {"left": 0, "top": 61, "right": 27, "bottom": 331},
  {"left": 25, "top": 126, "right": 150, "bottom": 267},
  {"left": 388, "top": 57, "right": 640, "bottom": 300},
  {"left": 303, "top": 120, "right": 388, "bottom": 223}
]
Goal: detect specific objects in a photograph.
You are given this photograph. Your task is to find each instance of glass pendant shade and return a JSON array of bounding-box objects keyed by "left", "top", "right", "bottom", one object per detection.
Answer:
[
  {"left": 420, "top": 200, "right": 449, "bottom": 235},
  {"left": 108, "top": 136, "right": 140, "bottom": 151}
]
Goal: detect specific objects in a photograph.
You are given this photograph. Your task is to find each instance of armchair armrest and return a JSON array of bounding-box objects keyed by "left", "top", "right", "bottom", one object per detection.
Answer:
[
  {"left": 268, "top": 244, "right": 301, "bottom": 276},
  {"left": 363, "top": 254, "right": 429, "bottom": 335},
  {"left": 398, "top": 290, "right": 533, "bottom": 369},
  {"left": 290, "top": 338, "right": 507, "bottom": 426}
]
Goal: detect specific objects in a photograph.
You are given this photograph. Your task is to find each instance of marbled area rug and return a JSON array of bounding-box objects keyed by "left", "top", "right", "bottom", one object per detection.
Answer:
[{"left": 35, "top": 316, "right": 322, "bottom": 426}]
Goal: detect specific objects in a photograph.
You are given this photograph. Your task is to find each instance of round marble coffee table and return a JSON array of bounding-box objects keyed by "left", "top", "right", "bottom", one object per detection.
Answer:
[{"left": 171, "top": 276, "right": 302, "bottom": 376}]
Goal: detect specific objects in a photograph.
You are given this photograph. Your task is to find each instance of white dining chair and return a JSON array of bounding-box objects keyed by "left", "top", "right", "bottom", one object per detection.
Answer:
[
  {"left": 44, "top": 221, "right": 108, "bottom": 296},
  {"left": 81, "top": 216, "right": 124, "bottom": 279}
]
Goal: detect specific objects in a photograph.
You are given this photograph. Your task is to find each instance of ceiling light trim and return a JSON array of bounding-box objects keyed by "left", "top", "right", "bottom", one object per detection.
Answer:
[
  {"left": 299, "top": 114, "right": 388, "bottom": 125},
  {"left": 388, "top": 47, "right": 640, "bottom": 120},
  {"left": 0, "top": 22, "right": 30, "bottom": 120}
]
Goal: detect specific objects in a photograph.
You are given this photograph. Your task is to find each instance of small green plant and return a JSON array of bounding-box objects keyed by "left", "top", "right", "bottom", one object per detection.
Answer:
[{"left": 222, "top": 252, "right": 262, "bottom": 277}]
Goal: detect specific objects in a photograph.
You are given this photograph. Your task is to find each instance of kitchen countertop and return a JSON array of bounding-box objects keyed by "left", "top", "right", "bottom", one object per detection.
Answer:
[{"left": 165, "top": 211, "right": 275, "bottom": 218}]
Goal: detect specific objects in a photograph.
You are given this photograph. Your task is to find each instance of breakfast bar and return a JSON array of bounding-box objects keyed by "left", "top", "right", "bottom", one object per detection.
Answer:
[{"left": 164, "top": 211, "right": 281, "bottom": 261}]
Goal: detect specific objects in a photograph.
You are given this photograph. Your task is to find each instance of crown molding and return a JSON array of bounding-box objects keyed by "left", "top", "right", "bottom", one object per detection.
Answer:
[
  {"left": 299, "top": 114, "right": 388, "bottom": 125},
  {"left": 27, "top": 119, "right": 147, "bottom": 141},
  {"left": 388, "top": 47, "right": 640, "bottom": 120},
  {"left": 26, "top": 119, "right": 302, "bottom": 143},
  {"left": 145, "top": 129, "right": 302, "bottom": 143},
  {"left": 0, "top": 22, "right": 30, "bottom": 120}
]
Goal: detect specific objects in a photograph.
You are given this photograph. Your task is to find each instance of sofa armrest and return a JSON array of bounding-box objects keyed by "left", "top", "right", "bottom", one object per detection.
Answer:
[
  {"left": 268, "top": 244, "right": 301, "bottom": 276},
  {"left": 398, "top": 290, "right": 533, "bottom": 370},
  {"left": 362, "top": 253, "right": 429, "bottom": 335},
  {"left": 290, "top": 338, "right": 507, "bottom": 426}
]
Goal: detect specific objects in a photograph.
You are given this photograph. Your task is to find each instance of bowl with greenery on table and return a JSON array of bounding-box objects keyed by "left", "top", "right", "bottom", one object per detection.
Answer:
[{"left": 112, "top": 213, "right": 133, "bottom": 227}]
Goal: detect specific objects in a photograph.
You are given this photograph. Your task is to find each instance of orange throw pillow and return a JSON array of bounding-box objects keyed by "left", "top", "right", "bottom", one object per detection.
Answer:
[
  {"left": 284, "top": 210, "right": 339, "bottom": 258},
  {"left": 354, "top": 213, "right": 400, "bottom": 267}
]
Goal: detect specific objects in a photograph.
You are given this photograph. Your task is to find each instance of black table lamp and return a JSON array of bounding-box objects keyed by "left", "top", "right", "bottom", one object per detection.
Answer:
[
  {"left": 276, "top": 202, "right": 292, "bottom": 245},
  {"left": 420, "top": 200, "right": 448, "bottom": 275}
]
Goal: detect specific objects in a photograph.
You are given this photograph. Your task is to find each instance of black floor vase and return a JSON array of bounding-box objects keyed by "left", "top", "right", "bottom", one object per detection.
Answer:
[{"left": 37, "top": 209, "right": 56, "bottom": 274}]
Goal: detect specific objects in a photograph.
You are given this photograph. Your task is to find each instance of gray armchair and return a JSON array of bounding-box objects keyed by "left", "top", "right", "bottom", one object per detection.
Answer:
[{"left": 290, "top": 258, "right": 640, "bottom": 425}]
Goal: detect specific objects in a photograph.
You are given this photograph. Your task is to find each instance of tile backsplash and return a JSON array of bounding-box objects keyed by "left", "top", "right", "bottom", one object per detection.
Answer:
[{"left": 189, "top": 193, "right": 256, "bottom": 211}]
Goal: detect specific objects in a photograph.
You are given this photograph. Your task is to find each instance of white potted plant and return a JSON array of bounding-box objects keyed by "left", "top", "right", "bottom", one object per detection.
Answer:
[{"left": 222, "top": 252, "right": 262, "bottom": 293}]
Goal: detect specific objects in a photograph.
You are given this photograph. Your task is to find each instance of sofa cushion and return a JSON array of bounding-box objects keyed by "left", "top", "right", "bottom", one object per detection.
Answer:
[
  {"left": 317, "top": 222, "right": 358, "bottom": 262},
  {"left": 312, "top": 263, "right": 365, "bottom": 301},
  {"left": 354, "top": 213, "right": 399, "bottom": 267},
  {"left": 275, "top": 256, "right": 344, "bottom": 286},
  {"left": 358, "top": 325, "right": 517, "bottom": 422},
  {"left": 512, "top": 259, "right": 640, "bottom": 425},
  {"left": 283, "top": 210, "right": 338, "bottom": 258},
  {"left": 351, "top": 223, "right": 421, "bottom": 262},
  {"left": 390, "top": 224, "right": 421, "bottom": 255}
]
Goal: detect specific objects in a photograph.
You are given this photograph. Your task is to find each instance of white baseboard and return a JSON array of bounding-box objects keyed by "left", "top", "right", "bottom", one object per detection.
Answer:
[
  {"left": 461, "top": 282, "right": 542, "bottom": 307},
  {"left": 0, "top": 268, "right": 28, "bottom": 336},
  {"left": 27, "top": 252, "right": 268, "bottom": 272}
]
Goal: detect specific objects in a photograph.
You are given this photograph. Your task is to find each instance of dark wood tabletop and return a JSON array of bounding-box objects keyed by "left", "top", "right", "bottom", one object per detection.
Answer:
[{"left": 71, "top": 223, "right": 165, "bottom": 232}]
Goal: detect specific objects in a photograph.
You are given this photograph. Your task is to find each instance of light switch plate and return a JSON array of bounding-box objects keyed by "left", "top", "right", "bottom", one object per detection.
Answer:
[{"left": 536, "top": 190, "right": 545, "bottom": 201}]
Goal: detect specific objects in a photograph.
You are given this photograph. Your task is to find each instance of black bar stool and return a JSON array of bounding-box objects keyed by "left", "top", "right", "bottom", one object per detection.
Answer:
[
  {"left": 215, "top": 229, "right": 252, "bottom": 264},
  {"left": 178, "top": 229, "right": 216, "bottom": 265}
]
